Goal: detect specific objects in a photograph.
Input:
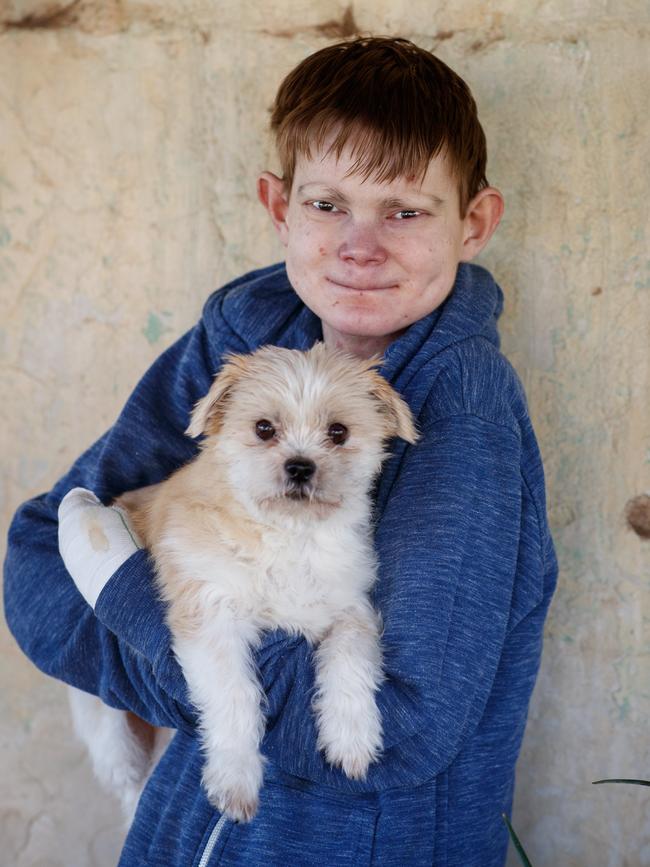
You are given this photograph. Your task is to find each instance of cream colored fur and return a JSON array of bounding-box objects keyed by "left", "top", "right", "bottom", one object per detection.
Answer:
[
  {"left": 75, "top": 343, "right": 418, "bottom": 823},
  {"left": 68, "top": 687, "right": 173, "bottom": 826}
]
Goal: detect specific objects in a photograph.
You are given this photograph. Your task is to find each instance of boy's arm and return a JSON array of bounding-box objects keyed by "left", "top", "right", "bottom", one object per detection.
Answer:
[
  {"left": 3, "top": 307, "right": 255, "bottom": 730},
  {"left": 372, "top": 413, "right": 525, "bottom": 753}
]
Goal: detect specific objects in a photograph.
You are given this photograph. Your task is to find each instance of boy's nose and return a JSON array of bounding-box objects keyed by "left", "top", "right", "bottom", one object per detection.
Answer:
[{"left": 338, "top": 226, "right": 387, "bottom": 267}]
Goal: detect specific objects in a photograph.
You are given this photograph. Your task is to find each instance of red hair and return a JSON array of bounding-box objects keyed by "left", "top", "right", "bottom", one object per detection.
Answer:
[{"left": 270, "top": 37, "right": 489, "bottom": 216}]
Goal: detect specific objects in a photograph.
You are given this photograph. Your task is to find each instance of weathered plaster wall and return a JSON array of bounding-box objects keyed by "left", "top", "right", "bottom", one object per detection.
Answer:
[{"left": 1, "top": 2, "right": 649, "bottom": 864}]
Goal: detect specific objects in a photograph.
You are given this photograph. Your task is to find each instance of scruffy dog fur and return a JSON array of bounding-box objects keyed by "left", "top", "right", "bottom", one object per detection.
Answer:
[{"left": 70, "top": 343, "right": 418, "bottom": 823}]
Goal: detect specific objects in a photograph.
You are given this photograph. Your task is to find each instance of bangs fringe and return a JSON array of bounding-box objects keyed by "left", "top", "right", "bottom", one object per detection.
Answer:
[{"left": 282, "top": 115, "right": 445, "bottom": 188}]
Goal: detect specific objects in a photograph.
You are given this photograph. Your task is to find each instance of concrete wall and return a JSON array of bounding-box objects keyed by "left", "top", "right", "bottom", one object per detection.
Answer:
[{"left": 1, "top": 1, "right": 649, "bottom": 864}]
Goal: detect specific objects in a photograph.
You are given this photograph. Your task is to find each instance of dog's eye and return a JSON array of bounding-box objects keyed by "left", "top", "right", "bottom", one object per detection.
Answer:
[
  {"left": 255, "top": 419, "right": 276, "bottom": 441},
  {"left": 327, "top": 422, "right": 348, "bottom": 445}
]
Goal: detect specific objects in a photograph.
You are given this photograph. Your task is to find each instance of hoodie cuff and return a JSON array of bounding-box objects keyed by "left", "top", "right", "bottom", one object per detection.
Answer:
[{"left": 94, "top": 548, "right": 172, "bottom": 670}]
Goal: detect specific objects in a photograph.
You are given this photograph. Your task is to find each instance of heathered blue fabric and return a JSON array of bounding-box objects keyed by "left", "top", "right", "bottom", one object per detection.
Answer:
[{"left": 4, "top": 261, "right": 557, "bottom": 866}]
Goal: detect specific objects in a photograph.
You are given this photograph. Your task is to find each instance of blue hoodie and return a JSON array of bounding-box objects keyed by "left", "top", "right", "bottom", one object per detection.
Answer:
[{"left": 4, "top": 262, "right": 557, "bottom": 866}]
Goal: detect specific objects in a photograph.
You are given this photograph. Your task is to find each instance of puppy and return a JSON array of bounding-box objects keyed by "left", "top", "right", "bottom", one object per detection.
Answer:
[{"left": 71, "top": 342, "right": 418, "bottom": 823}]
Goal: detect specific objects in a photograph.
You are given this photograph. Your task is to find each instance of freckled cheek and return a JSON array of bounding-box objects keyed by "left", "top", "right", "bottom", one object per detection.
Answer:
[
  {"left": 293, "top": 222, "right": 320, "bottom": 248},
  {"left": 303, "top": 232, "right": 336, "bottom": 264}
]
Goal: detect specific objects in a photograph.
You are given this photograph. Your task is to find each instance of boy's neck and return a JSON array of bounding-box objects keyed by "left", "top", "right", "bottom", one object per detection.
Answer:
[{"left": 321, "top": 321, "right": 399, "bottom": 360}]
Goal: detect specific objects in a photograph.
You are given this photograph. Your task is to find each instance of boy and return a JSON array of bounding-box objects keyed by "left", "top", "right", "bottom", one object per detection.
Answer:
[{"left": 4, "top": 36, "right": 557, "bottom": 866}]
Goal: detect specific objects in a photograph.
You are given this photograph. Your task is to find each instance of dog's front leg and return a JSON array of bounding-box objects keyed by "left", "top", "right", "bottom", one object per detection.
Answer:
[
  {"left": 312, "top": 600, "right": 384, "bottom": 779},
  {"left": 171, "top": 599, "right": 265, "bottom": 822}
]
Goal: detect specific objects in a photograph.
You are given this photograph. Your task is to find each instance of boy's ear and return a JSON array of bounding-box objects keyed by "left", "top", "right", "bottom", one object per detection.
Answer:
[
  {"left": 459, "top": 187, "right": 505, "bottom": 262},
  {"left": 257, "top": 171, "right": 290, "bottom": 246}
]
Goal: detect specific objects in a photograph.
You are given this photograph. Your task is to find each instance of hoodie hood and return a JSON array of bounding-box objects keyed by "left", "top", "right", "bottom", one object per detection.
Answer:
[
  {"left": 380, "top": 261, "right": 504, "bottom": 391},
  {"left": 214, "top": 261, "right": 504, "bottom": 390}
]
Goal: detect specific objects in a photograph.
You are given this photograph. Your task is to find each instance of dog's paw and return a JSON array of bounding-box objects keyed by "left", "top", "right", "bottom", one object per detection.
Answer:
[
  {"left": 320, "top": 732, "right": 383, "bottom": 780},
  {"left": 315, "top": 699, "right": 383, "bottom": 780},
  {"left": 213, "top": 785, "right": 259, "bottom": 824},
  {"left": 202, "top": 749, "right": 265, "bottom": 823}
]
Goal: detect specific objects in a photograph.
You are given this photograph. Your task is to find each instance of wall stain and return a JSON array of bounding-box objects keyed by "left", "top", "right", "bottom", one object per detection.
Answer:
[
  {"left": 4, "top": 0, "right": 82, "bottom": 30},
  {"left": 314, "top": 6, "right": 359, "bottom": 39},
  {"left": 263, "top": 5, "right": 361, "bottom": 40},
  {"left": 469, "top": 27, "right": 505, "bottom": 54},
  {"left": 142, "top": 311, "right": 172, "bottom": 345},
  {"left": 3, "top": 0, "right": 127, "bottom": 35},
  {"left": 625, "top": 494, "right": 650, "bottom": 539}
]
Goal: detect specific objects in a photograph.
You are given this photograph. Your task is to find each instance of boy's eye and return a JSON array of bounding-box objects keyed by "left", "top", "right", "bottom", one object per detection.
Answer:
[
  {"left": 394, "top": 210, "right": 421, "bottom": 220},
  {"left": 310, "top": 200, "right": 339, "bottom": 213}
]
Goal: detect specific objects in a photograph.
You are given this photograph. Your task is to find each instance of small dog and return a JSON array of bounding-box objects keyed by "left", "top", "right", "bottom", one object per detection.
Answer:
[{"left": 70, "top": 343, "right": 418, "bottom": 822}]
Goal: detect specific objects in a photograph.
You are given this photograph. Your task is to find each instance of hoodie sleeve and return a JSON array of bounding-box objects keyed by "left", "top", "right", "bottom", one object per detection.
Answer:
[
  {"left": 371, "top": 413, "right": 523, "bottom": 758},
  {"left": 3, "top": 302, "right": 251, "bottom": 730},
  {"left": 259, "top": 411, "right": 531, "bottom": 789}
]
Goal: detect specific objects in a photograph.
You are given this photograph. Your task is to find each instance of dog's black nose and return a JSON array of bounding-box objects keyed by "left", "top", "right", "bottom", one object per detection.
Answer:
[{"left": 284, "top": 458, "right": 316, "bottom": 483}]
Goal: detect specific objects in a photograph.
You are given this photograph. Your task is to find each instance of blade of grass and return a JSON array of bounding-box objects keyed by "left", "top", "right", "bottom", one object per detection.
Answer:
[
  {"left": 502, "top": 813, "right": 535, "bottom": 867},
  {"left": 592, "top": 779, "right": 650, "bottom": 786}
]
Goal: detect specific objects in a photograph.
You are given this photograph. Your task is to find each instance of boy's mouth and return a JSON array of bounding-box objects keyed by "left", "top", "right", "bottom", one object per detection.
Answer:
[{"left": 326, "top": 277, "right": 397, "bottom": 292}]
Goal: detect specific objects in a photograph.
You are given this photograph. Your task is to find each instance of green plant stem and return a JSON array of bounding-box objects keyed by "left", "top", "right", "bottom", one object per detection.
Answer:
[{"left": 502, "top": 813, "right": 534, "bottom": 867}]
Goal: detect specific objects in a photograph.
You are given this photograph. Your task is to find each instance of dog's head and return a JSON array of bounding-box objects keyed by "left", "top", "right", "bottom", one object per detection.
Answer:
[{"left": 186, "top": 343, "right": 418, "bottom": 522}]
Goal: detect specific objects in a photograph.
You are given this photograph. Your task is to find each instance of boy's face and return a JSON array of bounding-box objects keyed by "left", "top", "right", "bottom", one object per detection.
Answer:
[{"left": 259, "top": 139, "right": 502, "bottom": 356}]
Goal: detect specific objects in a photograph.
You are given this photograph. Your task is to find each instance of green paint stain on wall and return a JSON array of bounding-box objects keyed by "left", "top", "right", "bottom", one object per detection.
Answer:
[
  {"left": 0, "top": 227, "right": 11, "bottom": 247},
  {"left": 142, "top": 312, "right": 172, "bottom": 344},
  {"left": 617, "top": 696, "right": 630, "bottom": 721}
]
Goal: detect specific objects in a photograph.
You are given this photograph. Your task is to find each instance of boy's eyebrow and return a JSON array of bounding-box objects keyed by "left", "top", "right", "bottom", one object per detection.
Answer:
[
  {"left": 297, "top": 184, "right": 347, "bottom": 200},
  {"left": 382, "top": 195, "right": 446, "bottom": 210},
  {"left": 297, "top": 183, "right": 445, "bottom": 209}
]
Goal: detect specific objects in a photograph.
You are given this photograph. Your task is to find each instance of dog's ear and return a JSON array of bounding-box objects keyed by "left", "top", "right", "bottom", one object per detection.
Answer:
[
  {"left": 185, "top": 354, "right": 249, "bottom": 439},
  {"left": 367, "top": 369, "right": 419, "bottom": 444}
]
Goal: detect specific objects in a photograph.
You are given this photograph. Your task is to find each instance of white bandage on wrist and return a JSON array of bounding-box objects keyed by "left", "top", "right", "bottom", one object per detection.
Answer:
[{"left": 58, "top": 487, "right": 142, "bottom": 608}]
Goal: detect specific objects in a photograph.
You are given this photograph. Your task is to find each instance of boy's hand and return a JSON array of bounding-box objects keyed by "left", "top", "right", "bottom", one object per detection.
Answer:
[{"left": 58, "top": 487, "right": 143, "bottom": 608}]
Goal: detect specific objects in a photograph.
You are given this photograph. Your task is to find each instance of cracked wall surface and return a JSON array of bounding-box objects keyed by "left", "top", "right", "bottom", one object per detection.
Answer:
[{"left": 1, "top": 2, "right": 649, "bottom": 865}]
